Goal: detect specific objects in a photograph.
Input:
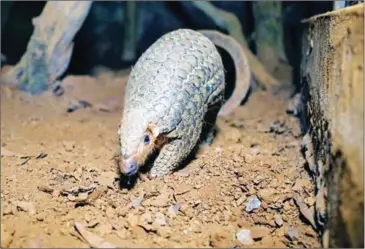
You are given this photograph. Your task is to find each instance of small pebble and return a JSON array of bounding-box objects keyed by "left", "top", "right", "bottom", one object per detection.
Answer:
[
  {"left": 286, "top": 226, "right": 298, "bottom": 241},
  {"left": 168, "top": 203, "right": 180, "bottom": 217},
  {"left": 132, "top": 197, "right": 143, "bottom": 208},
  {"left": 274, "top": 214, "right": 283, "bottom": 227},
  {"left": 245, "top": 196, "right": 261, "bottom": 213},
  {"left": 154, "top": 212, "right": 167, "bottom": 226},
  {"left": 236, "top": 229, "right": 253, "bottom": 245}
]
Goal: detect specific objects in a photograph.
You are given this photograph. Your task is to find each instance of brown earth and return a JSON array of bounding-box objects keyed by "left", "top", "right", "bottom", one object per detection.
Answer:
[{"left": 1, "top": 72, "right": 320, "bottom": 248}]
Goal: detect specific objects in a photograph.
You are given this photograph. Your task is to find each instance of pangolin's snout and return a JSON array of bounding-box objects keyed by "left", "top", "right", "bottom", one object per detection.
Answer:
[{"left": 120, "top": 157, "right": 138, "bottom": 176}]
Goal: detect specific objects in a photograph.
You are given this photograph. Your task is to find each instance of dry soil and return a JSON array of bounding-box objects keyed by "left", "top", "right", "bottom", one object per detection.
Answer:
[{"left": 1, "top": 72, "right": 320, "bottom": 248}]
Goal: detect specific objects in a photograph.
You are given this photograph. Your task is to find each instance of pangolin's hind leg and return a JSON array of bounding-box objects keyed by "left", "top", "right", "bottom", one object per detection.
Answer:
[
  {"left": 199, "top": 92, "right": 223, "bottom": 147},
  {"left": 200, "top": 124, "right": 217, "bottom": 147},
  {"left": 150, "top": 138, "right": 192, "bottom": 178}
]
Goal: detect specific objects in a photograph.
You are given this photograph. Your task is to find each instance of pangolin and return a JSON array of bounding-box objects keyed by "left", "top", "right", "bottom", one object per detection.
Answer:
[{"left": 118, "top": 29, "right": 251, "bottom": 178}]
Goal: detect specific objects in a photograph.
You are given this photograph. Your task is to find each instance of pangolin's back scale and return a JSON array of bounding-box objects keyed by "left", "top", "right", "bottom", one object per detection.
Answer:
[{"left": 123, "top": 29, "right": 225, "bottom": 137}]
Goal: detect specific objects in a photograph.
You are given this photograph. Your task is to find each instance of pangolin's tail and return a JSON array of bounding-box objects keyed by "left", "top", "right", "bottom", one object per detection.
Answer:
[{"left": 198, "top": 29, "right": 251, "bottom": 116}]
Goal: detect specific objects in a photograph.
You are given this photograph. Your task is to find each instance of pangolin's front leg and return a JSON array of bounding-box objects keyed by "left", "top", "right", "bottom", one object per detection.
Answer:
[{"left": 150, "top": 138, "right": 192, "bottom": 178}]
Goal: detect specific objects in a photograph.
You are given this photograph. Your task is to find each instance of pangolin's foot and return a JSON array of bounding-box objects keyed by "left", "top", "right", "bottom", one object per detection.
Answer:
[{"left": 200, "top": 125, "right": 217, "bottom": 147}]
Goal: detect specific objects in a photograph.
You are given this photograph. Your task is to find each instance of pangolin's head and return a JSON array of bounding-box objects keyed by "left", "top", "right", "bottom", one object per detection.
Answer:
[{"left": 118, "top": 110, "right": 166, "bottom": 176}]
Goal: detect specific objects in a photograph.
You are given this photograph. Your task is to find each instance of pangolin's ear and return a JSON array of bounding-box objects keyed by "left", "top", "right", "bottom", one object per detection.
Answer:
[{"left": 148, "top": 123, "right": 160, "bottom": 138}]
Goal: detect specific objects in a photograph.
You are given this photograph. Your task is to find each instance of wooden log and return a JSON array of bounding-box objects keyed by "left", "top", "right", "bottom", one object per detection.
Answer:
[
  {"left": 1, "top": 1, "right": 92, "bottom": 94},
  {"left": 300, "top": 4, "right": 364, "bottom": 247},
  {"left": 252, "top": 2, "right": 289, "bottom": 77},
  {"left": 190, "top": 1, "right": 282, "bottom": 91}
]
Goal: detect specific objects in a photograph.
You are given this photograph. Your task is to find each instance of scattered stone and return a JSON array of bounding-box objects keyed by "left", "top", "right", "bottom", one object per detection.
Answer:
[
  {"left": 74, "top": 221, "right": 117, "bottom": 248},
  {"left": 304, "top": 197, "right": 315, "bottom": 207},
  {"left": 131, "top": 196, "right": 144, "bottom": 208},
  {"left": 286, "top": 227, "right": 298, "bottom": 241},
  {"left": 140, "top": 212, "right": 153, "bottom": 225},
  {"left": 2, "top": 205, "right": 14, "bottom": 216},
  {"left": 15, "top": 201, "right": 37, "bottom": 215},
  {"left": 236, "top": 196, "right": 246, "bottom": 206},
  {"left": 236, "top": 229, "right": 253, "bottom": 245},
  {"left": 283, "top": 201, "right": 291, "bottom": 211},
  {"left": 115, "top": 228, "right": 129, "bottom": 240},
  {"left": 154, "top": 212, "right": 167, "bottom": 226},
  {"left": 35, "top": 152, "right": 47, "bottom": 159},
  {"left": 209, "top": 226, "right": 232, "bottom": 248},
  {"left": 274, "top": 214, "right": 283, "bottom": 227},
  {"left": 258, "top": 188, "right": 277, "bottom": 203},
  {"left": 304, "top": 227, "right": 317, "bottom": 238},
  {"left": 150, "top": 192, "right": 171, "bottom": 207},
  {"left": 97, "top": 171, "right": 116, "bottom": 187},
  {"left": 105, "top": 207, "right": 115, "bottom": 219},
  {"left": 167, "top": 203, "right": 180, "bottom": 217},
  {"left": 190, "top": 219, "right": 202, "bottom": 233},
  {"left": 275, "top": 226, "right": 286, "bottom": 237},
  {"left": 156, "top": 226, "right": 172, "bottom": 238},
  {"left": 250, "top": 226, "right": 270, "bottom": 240},
  {"left": 126, "top": 213, "right": 140, "bottom": 227},
  {"left": 37, "top": 185, "right": 54, "bottom": 194},
  {"left": 260, "top": 235, "right": 275, "bottom": 247},
  {"left": 292, "top": 178, "right": 311, "bottom": 191},
  {"left": 245, "top": 196, "right": 261, "bottom": 213},
  {"left": 174, "top": 183, "right": 192, "bottom": 195},
  {"left": 63, "top": 141, "right": 75, "bottom": 152},
  {"left": 293, "top": 194, "right": 317, "bottom": 229}
]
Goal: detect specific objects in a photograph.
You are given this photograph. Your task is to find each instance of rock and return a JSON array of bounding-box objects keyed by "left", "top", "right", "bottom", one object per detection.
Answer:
[
  {"left": 156, "top": 226, "right": 172, "bottom": 238},
  {"left": 236, "top": 196, "right": 246, "bottom": 206},
  {"left": 2, "top": 205, "right": 14, "bottom": 216},
  {"left": 154, "top": 212, "right": 167, "bottom": 226},
  {"left": 190, "top": 219, "right": 202, "bottom": 233},
  {"left": 283, "top": 201, "right": 291, "bottom": 211},
  {"left": 167, "top": 203, "right": 180, "bottom": 218},
  {"left": 274, "top": 214, "right": 283, "bottom": 227},
  {"left": 174, "top": 183, "right": 192, "bottom": 195},
  {"left": 275, "top": 226, "right": 286, "bottom": 237},
  {"left": 286, "top": 227, "right": 298, "bottom": 241},
  {"left": 292, "top": 178, "right": 311, "bottom": 191},
  {"left": 97, "top": 171, "right": 116, "bottom": 187},
  {"left": 236, "top": 229, "right": 254, "bottom": 245},
  {"left": 304, "top": 197, "right": 315, "bottom": 206},
  {"left": 96, "top": 223, "right": 113, "bottom": 237},
  {"left": 105, "top": 207, "right": 115, "bottom": 219},
  {"left": 15, "top": 201, "right": 37, "bottom": 215},
  {"left": 131, "top": 226, "right": 148, "bottom": 238},
  {"left": 260, "top": 235, "right": 275, "bottom": 247},
  {"left": 131, "top": 196, "right": 144, "bottom": 209},
  {"left": 181, "top": 206, "right": 195, "bottom": 218},
  {"left": 126, "top": 213, "right": 140, "bottom": 227},
  {"left": 209, "top": 226, "right": 232, "bottom": 248},
  {"left": 63, "top": 141, "right": 75, "bottom": 152},
  {"left": 138, "top": 211, "right": 155, "bottom": 231},
  {"left": 150, "top": 192, "right": 171, "bottom": 207},
  {"left": 250, "top": 226, "right": 270, "bottom": 240},
  {"left": 258, "top": 188, "right": 277, "bottom": 203},
  {"left": 245, "top": 196, "right": 261, "bottom": 213},
  {"left": 115, "top": 228, "right": 130, "bottom": 240}
]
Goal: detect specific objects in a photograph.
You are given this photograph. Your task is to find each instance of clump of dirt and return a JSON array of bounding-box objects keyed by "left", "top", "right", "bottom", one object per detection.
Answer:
[{"left": 1, "top": 73, "right": 320, "bottom": 248}]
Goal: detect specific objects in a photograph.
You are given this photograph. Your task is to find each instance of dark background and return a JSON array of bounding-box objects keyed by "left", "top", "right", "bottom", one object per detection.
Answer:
[{"left": 1, "top": 1, "right": 333, "bottom": 94}]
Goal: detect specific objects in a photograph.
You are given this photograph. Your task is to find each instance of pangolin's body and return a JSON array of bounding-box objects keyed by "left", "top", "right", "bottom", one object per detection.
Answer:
[{"left": 118, "top": 29, "right": 250, "bottom": 178}]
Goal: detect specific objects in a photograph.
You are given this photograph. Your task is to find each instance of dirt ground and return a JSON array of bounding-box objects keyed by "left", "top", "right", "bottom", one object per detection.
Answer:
[{"left": 1, "top": 71, "right": 320, "bottom": 248}]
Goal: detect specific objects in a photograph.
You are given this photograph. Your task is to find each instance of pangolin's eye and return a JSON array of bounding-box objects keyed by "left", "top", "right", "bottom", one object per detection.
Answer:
[{"left": 143, "top": 134, "right": 151, "bottom": 144}]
